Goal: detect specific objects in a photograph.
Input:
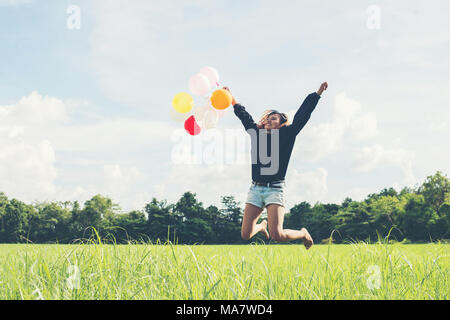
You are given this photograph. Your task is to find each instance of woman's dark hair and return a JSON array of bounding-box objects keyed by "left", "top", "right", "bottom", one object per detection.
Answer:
[{"left": 257, "top": 109, "right": 290, "bottom": 129}]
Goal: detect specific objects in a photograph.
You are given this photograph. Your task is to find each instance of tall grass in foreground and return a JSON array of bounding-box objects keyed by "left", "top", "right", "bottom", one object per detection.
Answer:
[{"left": 0, "top": 240, "right": 448, "bottom": 300}]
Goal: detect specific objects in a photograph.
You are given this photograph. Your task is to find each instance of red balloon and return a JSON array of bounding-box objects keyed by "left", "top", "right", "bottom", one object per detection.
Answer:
[{"left": 184, "top": 115, "right": 201, "bottom": 136}]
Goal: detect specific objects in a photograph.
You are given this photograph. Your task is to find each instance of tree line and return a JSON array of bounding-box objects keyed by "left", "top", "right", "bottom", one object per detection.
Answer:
[{"left": 0, "top": 171, "right": 448, "bottom": 244}]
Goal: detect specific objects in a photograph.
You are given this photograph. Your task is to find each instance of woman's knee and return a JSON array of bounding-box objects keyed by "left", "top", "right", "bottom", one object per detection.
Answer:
[
  {"left": 241, "top": 204, "right": 263, "bottom": 241},
  {"left": 241, "top": 226, "right": 251, "bottom": 240},
  {"left": 241, "top": 232, "right": 251, "bottom": 241},
  {"left": 266, "top": 204, "right": 285, "bottom": 241},
  {"left": 269, "top": 229, "right": 285, "bottom": 242},
  {"left": 271, "top": 233, "right": 283, "bottom": 242}
]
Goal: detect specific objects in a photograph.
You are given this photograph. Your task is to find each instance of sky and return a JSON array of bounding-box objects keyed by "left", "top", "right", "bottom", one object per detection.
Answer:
[{"left": 0, "top": 0, "right": 449, "bottom": 213}]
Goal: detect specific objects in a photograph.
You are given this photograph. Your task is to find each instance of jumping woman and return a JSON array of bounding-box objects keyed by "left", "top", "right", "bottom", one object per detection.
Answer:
[{"left": 223, "top": 82, "right": 328, "bottom": 249}]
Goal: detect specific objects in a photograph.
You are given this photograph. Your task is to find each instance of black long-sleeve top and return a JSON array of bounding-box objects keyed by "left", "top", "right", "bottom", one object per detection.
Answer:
[{"left": 233, "top": 92, "right": 321, "bottom": 183}]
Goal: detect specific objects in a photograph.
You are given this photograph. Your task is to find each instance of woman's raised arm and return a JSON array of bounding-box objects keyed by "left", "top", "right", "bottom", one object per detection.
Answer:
[
  {"left": 289, "top": 82, "right": 328, "bottom": 136},
  {"left": 223, "top": 86, "right": 258, "bottom": 131}
]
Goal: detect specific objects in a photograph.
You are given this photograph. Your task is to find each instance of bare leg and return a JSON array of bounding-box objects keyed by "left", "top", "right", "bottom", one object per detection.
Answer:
[
  {"left": 266, "top": 204, "right": 313, "bottom": 249},
  {"left": 241, "top": 203, "right": 270, "bottom": 240}
]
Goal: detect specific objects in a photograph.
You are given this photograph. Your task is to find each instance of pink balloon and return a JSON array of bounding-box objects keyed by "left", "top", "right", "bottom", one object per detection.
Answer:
[
  {"left": 199, "top": 66, "right": 220, "bottom": 87},
  {"left": 188, "top": 73, "right": 211, "bottom": 96}
]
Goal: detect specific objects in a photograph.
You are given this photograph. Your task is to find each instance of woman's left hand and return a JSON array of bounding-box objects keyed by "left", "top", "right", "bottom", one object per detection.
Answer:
[{"left": 317, "top": 82, "right": 328, "bottom": 95}]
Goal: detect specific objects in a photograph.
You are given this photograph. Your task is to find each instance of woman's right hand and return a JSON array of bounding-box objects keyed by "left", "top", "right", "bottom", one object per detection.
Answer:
[{"left": 223, "top": 86, "right": 237, "bottom": 105}]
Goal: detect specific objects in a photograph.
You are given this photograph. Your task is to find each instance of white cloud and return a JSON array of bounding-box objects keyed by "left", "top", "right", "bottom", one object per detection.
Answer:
[
  {"left": 0, "top": 93, "right": 65, "bottom": 203},
  {"left": 428, "top": 120, "right": 450, "bottom": 134},
  {"left": 0, "top": 91, "right": 176, "bottom": 156},
  {"left": 0, "top": 93, "right": 64, "bottom": 202},
  {"left": 49, "top": 118, "right": 175, "bottom": 154},
  {"left": 333, "top": 93, "right": 378, "bottom": 141},
  {"left": 102, "top": 164, "right": 140, "bottom": 194},
  {"left": 0, "top": 91, "right": 177, "bottom": 211},
  {"left": 292, "top": 92, "right": 378, "bottom": 162},
  {"left": 93, "top": 164, "right": 152, "bottom": 212},
  {"left": 0, "top": 126, "right": 58, "bottom": 202},
  {"left": 351, "top": 143, "right": 416, "bottom": 186},
  {"left": 284, "top": 168, "right": 328, "bottom": 208},
  {"left": 0, "top": 91, "right": 69, "bottom": 126}
]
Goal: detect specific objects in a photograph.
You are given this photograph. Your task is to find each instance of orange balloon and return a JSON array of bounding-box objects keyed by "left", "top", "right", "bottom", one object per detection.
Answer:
[{"left": 210, "top": 89, "right": 232, "bottom": 110}]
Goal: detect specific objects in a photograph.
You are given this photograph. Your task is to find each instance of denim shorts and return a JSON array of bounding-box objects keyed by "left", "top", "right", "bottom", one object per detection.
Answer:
[{"left": 245, "top": 182, "right": 286, "bottom": 209}]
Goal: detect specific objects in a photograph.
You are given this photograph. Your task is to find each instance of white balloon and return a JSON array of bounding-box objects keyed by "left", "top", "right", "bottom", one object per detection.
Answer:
[
  {"left": 192, "top": 103, "right": 210, "bottom": 123},
  {"left": 204, "top": 101, "right": 226, "bottom": 118},
  {"left": 199, "top": 66, "right": 220, "bottom": 87},
  {"left": 188, "top": 73, "right": 211, "bottom": 96},
  {"left": 215, "top": 108, "right": 227, "bottom": 118},
  {"left": 202, "top": 109, "right": 219, "bottom": 130},
  {"left": 170, "top": 107, "right": 191, "bottom": 122}
]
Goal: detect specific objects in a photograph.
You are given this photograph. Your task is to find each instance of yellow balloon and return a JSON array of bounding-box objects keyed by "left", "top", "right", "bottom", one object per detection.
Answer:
[
  {"left": 172, "top": 92, "right": 194, "bottom": 113},
  {"left": 210, "top": 89, "right": 232, "bottom": 110}
]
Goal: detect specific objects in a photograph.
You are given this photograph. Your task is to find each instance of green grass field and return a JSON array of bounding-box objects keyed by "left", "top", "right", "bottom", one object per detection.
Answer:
[{"left": 0, "top": 241, "right": 448, "bottom": 300}]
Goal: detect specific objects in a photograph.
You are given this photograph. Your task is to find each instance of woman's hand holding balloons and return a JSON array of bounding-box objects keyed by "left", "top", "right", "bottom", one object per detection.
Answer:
[{"left": 222, "top": 86, "right": 237, "bottom": 106}]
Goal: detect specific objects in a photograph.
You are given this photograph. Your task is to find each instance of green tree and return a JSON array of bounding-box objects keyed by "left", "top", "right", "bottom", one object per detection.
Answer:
[
  {"left": 0, "top": 198, "right": 35, "bottom": 243},
  {"left": 311, "top": 203, "right": 340, "bottom": 241},
  {"left": 417, "top": 171, "right": 450, "bottom": 212},
  {"left": 417, "top": 171, "right": 450, "bottom": 240},
  {"left": 397, "top": 193, "right": 434, "bottom": 241},
  {"left": 69, "top": 200, "right": 82, "bottom": 239},
  {"left": 433, "top": 193, "right": 450, "bottom": 239},
  {"left": 331, "top": 201, "right": 372, "bottom": 242},
  {"left": 114, "top": 210, "right": 147, "bottom": 242},
  {"left": 365, "top": 187, "right": 399, "bottom": 202},
  {"left": 366, "top": 195, "right": 405, "bottom": 240},
  {"left": 0, "top": 193, "right": 9, "bottom": 242},
  {"left": 285, "top": 201, "right": 312, "bottom": 229},
  {"left": 285, "top": 201, "right": 339, "bottom": 242},
  {"left": 174, "top": 192, "right": 212, "bottom": 243},
  {"left": 27, "top": 202, "right": 72, "bottom": 243},
  {"left": 341, "top": 197, "right": 353, "bottom": 209},
  {"left": 145, "top": 198, "right": 178, "bottom": 242},
  {"left": 216, "top": 196, "right": 243, "bottom": 244},
  {"left": 220, "top": 196, "right": 242, "bottom": 225},
  {"left": 74, "top": 195, "right": 119, "bottom": 238}
]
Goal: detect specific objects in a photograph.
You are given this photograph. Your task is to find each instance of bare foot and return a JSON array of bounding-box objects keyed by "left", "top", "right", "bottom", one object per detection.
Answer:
[
  {"left": 301, "top": 228, "right": 313, "bottom": 250},
  {"left": 259, "top": 220, "right": 270, "bottom": 240}
]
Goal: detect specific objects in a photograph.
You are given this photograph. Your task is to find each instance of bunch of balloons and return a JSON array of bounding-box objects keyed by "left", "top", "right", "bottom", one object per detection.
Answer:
[{"left": 171, "top": 67, "right": 233, "bottom": 136}]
